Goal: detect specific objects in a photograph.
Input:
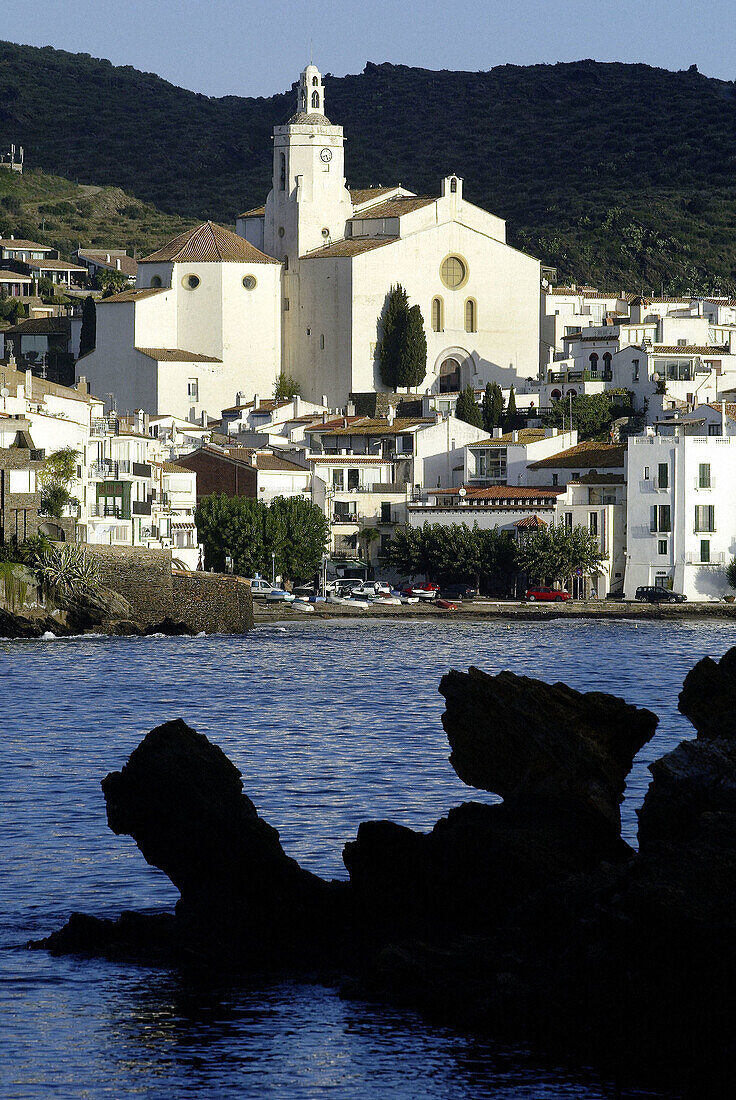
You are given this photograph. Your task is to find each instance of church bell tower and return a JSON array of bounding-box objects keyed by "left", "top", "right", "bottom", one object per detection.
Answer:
[{"left": 264, "top": 63, "right": 353, "bottom": 261}]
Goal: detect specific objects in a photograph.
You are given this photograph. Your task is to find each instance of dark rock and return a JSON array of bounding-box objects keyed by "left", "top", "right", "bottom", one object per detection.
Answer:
[
  {"left": 55, "top": 587, "right": 133, "bottom": 632},
  {"left": 142, "top": 617, "right": 196, "bottom": 636},
  {"left": 100, "top": 719, "right": 346, "bottom": 963},
  {"left": 678, "top": 646, "right": 736, "bottom": 740},
  {"left": 102, "top": 619, "right": 144, "bottom": 636},
  {"left": 440, "top": 666, "right": 658, "bottom": 833}
]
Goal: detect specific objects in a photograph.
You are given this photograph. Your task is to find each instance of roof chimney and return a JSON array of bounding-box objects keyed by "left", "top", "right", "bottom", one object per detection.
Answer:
[
  {"left": 493, "top": 427, "right": 503, "bottom": 439},
  {"left": 321, "top": 394, "right": 328, "bottom": 408},
  {"left": 346, "top": 400, "right": 355, "bottom": 416},
  {"left": 115, "top": 258, "right": 121, "bottom": 270},
  {"left": 512, "top": 430, "right": 519, "bottom": 442},
  {"left": 105, "top": 253, "right": 110, "bottom": 263},
  {"left": 294, "top": 394, "right": 301, "bottom": 416},
  {"left": 76, "top": 375, "right": 89, "bottom": 394},
  {"left": 322, "top": 410, "right": 327, "bottom": 424},
  {"left": 253, "top": 392, "right": 260, "bottom": 410},
  {"left": 25, "top": 368, "right": 32, "bottom": 395},
  {"left": 386, "top": 406, "right": 395, "bottom": 427},
  {"left": 236, "top": 390, "right": 246, "bottom": 407}
]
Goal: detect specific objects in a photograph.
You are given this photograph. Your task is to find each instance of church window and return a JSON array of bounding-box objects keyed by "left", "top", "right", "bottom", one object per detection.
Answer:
[
  {"left": 440, "top": 255, "right": 467, "bottom": 290},
  {"left": 312, "top": 76, "right": 319, "bottom": 86},
  {"left": 450, "top": 177, "right": 458, "bottom": 193},
  {"left": 278, "top": 226, "right": 285, "bottom": 238},
  {"left": 283, "top": 255, "right": 289, "bottom": 271},
  {"left": 183, "top": 274, "right": 200, "bottom": 290},
  {"left": 301, "top": 91, "right": 306, "bottom": 110},
  {"left": 312, "top": 90, "right": 320, "bottom": 109},
  {"left": 320, "top": 334, "right": 325, "bottom": 350},
  {"left": 279, "top": 153, "right": 286, "bottom": 191},
  {"left": 150, "top": 275, "right": 162, "bottom": 288},
  {"left": 284, "top": 299, "right": 290, "bottom": 311},
  {"left": 242, "top": 275, "right": 257, "bottom": 290},
  {"left": 431, "top": 297, "right": 444, "bottom": 332},
  {"left": 465, "top": 298, "right": 477, "bottom": 333}
]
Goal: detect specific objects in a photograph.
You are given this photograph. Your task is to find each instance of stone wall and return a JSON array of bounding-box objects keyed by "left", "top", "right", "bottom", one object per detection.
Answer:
[
  {"left": 83, "top": 545, "right": 253, "bottom": 632},
  {"left": 84, "top": 545, "right": 174, "bottom": 622},
  {"left": 172, "top": 573, "right": 253, "bottom": 633}
]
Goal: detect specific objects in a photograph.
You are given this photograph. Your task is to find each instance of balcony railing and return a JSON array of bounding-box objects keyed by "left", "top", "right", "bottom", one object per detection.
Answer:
[
  {"left": 132, "top": 461, "right": 152, "bottom": 478},
  {"left": 132, "top": 499, "right": 152, "bottom": 516},
  {"left": 332, "top": 512, "right": 358, "bottom": 524},
  {"left": 685, "top": 551, "right": 725, "bottom": 565},
  {"left": 694, "top": 477, "right": 715, "bottom": 490},
  {"left": 90, "top": 418, "right": 119, "bottom": 437},
  {"left": 548, "top": 369, "right": 613, "bottom": 384},
  {"left": 89, "top": 503, "right": 128, "bottom": 519}
]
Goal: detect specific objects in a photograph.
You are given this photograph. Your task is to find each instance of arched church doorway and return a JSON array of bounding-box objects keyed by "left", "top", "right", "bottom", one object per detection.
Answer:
[{"left": 439, "top": 358, "right": 461, "bottom": 393}]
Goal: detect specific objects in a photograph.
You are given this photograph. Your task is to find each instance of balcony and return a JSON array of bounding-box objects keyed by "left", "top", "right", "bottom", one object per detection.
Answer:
[
  {"left": 694, "top": 477, "right": 715, "bottom": 490},
  {"left": 132, "top": 499, "right": 152, "bottom": 516},
  {"left": 90, "top": 418, "right": 119, "bottom": 437},
  {"left": 686, "top": 551, "right": 725, "bottom": 565},
  {"left": 132, "top": 461, "right": 152, "bottom": 478},
  {"left": 89, "top": 503, "right": 128, "bottom": 520},
  {"left": 332, "top": 512, "right": 358, "bottom": 525},
  {"left": 547, "top": 369, "right": 612, "bottom": 384}
]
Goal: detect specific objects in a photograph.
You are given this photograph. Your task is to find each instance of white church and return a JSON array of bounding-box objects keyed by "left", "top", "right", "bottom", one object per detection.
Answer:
[{"left": 80, "top": 64, "right": 541, "bottom": 419}]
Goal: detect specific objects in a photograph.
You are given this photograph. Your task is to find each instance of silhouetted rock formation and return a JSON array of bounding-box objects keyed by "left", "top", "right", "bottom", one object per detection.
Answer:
[{"left": 33, "top": 651, "right": 736, "bottom": 1092}]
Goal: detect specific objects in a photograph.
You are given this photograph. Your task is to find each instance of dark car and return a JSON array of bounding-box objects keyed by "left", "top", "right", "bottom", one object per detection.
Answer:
[
  {"left": 635, "top": 586, "right": 687, "bottom": 604},
  {"left": 525, "top": 587, "right": 571, "bottom": 602},
  {"left": 440, "top": 583, "right": 478, "bottom": 600}
]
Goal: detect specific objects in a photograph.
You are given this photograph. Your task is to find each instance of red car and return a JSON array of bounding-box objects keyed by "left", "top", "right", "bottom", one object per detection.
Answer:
[{"left": 525, "top": 587, "right": 571, "bottom": 602}]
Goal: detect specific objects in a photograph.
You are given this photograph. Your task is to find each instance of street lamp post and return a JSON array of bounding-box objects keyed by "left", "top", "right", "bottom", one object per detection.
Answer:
[{"left": 271, "top": 551, "right": 276, "bottom": 585}]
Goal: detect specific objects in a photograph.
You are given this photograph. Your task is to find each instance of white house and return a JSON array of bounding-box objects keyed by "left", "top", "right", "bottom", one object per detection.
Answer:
[
  {"left": 625, "top": 413, "right": 736, "bottom": 600},
  {"left": 78, "top": 222, "right": 282, "bottom": 421}
]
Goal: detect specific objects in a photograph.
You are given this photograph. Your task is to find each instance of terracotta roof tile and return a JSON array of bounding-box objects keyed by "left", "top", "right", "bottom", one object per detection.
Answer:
[
  {"left": 304, "top": 236, "right": 398, "bottom": 259},
  {"left": 237, "top": 205, "right": 265, "bottom": 218},
  {"left": 319, "top": 416, "right": 434, "bottom": 437},
  {"left": 351, "top": 196, "right": 436, "bottom": 220},
  {"left": 135, "top": 347, "right": 222, "bottom": 363},
  {"left": 26, "top": 259, "right": 86, "bottom": 271},
  {"left": 653, "top": 345, "right": 729, "bottom": 354},
  {"left": 528, "top": 442, "right": 626, "bottom": 470},
  {"left": 99, "top": 287, "right": 168, "bottom": 303},
  {"left": 140, "top": 221, "right": 280, "bottom": 264},
  {"left": 77, "top": 250, "right": 137, "bottom": 277},
  {"left": 470, "top": 428, "right": 548, "bottom": 447},
  {"left": 0, "top": 238, "right": 53, "bottom": 251},
  {"left": 349, "top": 187, "right": 398, "bottom": 206},
  {"left": 514, "top": 514, "right": 548, "bottom": 527}
]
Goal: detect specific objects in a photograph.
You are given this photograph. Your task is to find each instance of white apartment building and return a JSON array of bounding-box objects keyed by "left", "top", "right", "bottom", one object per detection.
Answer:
[
  {"left": 464, "top": 427, "right": 578, "bottom": 486},
  {"left": 625, "top": 415, "right": 736, "bottom": 600}
]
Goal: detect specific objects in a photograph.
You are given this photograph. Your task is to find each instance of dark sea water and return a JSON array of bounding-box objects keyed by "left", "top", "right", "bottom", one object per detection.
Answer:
[{"left": 2, "top": 618, "right": 733, "bottom": 1099}]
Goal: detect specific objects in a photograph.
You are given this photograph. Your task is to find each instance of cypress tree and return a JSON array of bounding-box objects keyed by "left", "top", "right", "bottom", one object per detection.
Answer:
[
  {"left": 455, "top": 385, "right": 483, "bottom": 428},
  {"left": 481, "top": 382, "right": 504, "bottom": 432},
  {"left": 396, "top": 304, "right": 427, "bottom": 389},
  {"left": 79, "top": 296, "right": 96, "bottom": 357},
  {"left": 378, "top": 284, "right": 409, "bottom": 390},
  {"left": 504, "top": 385, "right": 518, "bottom": 431}
]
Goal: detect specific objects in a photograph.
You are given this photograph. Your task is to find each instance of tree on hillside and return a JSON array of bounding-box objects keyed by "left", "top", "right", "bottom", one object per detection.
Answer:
[
  {"left": 544, "top": 391, "right": 632, "bottom": 440},
  {"left": 39, "top": 447, "right": 79, "bottom": 518},
  {"left": 455, "top": 385, "right": 483, "bottom": 428},
  {"left": 195, "top": 493, "right": 328, "bottom": 583},
  {"left": 94, "top": 269, "right": 129, "bottom": 294},
  {"left": 79, "top": 296, "right": 96, "bottom": 357},
  {"left": 515, "top": 521, "right": 603, "bottom": 588},
  {"left": 273, "top": 373, "right": 301, "bottom": 399},
  {"left": 503, "top": 385, "right": 518, "bottom": 431},
  {"left": 481, "top": 382, "right": 504, "bottom": 433},
  {"left": 396, "top": 304, "right": 427, "bottom": 389}
]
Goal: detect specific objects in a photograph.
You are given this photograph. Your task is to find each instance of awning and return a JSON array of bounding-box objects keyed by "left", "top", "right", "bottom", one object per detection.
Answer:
[{"left": 171, "top": 520, "right": 196, "bottom": 528}]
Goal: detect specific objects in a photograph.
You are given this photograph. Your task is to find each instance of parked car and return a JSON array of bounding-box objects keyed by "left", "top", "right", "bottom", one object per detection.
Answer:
[
  {"left": 440, "top": 583, "right": 478, "bottom": 601},
  {"left": 634, "top": 586, "right": 687, "bottom": 604},
  {"left": 247, "top": 579, "right": 279, "bottom": 598},
  {"left": 525, "top": 587, "right": 571, "bottom": 602},
  {"left": 408, "top": 582, "right": 441, "bottom": 600},
  {"left": 350, "top": 580, "right": 392, "bottom": 599}
]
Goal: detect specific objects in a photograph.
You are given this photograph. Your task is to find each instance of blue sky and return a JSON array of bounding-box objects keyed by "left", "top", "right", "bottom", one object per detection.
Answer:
[{"left": 6, "top": 0, "right": 736, "bottom": 97}]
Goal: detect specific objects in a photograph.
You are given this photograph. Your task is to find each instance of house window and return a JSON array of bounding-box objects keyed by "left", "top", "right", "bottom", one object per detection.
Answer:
[
  {"left": 564, "top": 512, "right": 573, "bottom": 529},
  {"left": 644, "top": 466, "right": 649, "bottom": 480},
  {"left": 381, "top": 502, "right": 392, "bottom": 523},
  {"left": 332, "top": 469, "right": 344, "bottom": 490},
  {"left": 632, "top": 359, "right": 640, "bottom": 381},
  {"left": 464, "top": 298, "right": 477, "bottom": 333},
  {"left": 650, "top": 505, "right": 671, "bottom": 532},
  {"left": 658, "top": 539, "right": 668, "bottom": 555},
  {"left": 187, "top": 378, "right": 199, "bottom": 401},
  {"left": 589, "top": 353, "right": 599, "bottom": 373},
  {"left": 602, "top": 352, "right": 612, "bottom": 375},
  {"left": 657, "top": 462, "right": 668, "bottom": 489},
  {"left": 698, "top": 463, "right": 711, "bottom": 488},
  {"left": 150, "top": 275, "right": 162, "bottom": 288},
  {"left": 440, "top": 255, "right": 467, "bottom": 290},
  {"left": 708, "top": 423, "right": 722, "bottom": 436},
  {"left": 431, "top": 297, "right": 443, "bottom": 332},
  {"left": 552, "top": 473, "right": 558, "bottom": 486},
  {"left": 347, "top": 469, "right": 359, "bottom": 490},
  {"left": 334, "top": 500, "right": 355, "bottom": 520},
  {"left": 589, "top": 511, "right": 598, "bottom": 536},
  {"left": 695, "top": 504, "right": 715, "bottom": 532},
  {"left": 701, "top": 539, "right": 711, "bottom": 563},
  {"left": 380, "top": 533, "right": 391, "bottom": 556}
]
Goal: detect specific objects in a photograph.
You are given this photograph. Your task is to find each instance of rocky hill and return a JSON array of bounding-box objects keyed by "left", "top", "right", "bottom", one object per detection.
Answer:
[{"left": 2, "top": 40, "right": 736, "bottom": 291}]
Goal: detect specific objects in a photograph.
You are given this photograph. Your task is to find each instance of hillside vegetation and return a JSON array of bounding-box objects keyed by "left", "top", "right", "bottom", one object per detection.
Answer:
[
  {"left": 0, "top": 165, "right": 196, "bottom": 259},
  {"left": 2, "top": 41, "right": 736, "bottom": 291}
]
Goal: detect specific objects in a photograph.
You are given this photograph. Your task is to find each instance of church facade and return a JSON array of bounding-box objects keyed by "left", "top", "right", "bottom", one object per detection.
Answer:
[{"left": 79, "top": 65, "right": 540, "bottom": 419}]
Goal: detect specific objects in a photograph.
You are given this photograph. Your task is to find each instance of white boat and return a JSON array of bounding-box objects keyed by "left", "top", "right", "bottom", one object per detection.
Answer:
[
  {"left": 266, "top": 591, "right": 295, "bottom": 603},
  {"left": 327, "top": 594, "right": 347, "bottom": 605},
  {"left": 399, "top": 595, "right": 420, "bottom": 605},
  {"left": 376, "top": 595, "right": 401, "bottom": 606},
  {"left": 291, "top": 600, "right": 314, "bottom": 612},
  {"left": 347, "top": 598, "right": 371, "bottom": 609}
]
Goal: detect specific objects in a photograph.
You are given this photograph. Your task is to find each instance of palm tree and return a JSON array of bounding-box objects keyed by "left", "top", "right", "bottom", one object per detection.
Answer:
[{"left": 360, "top": 526, "right": 380, "bottom": 575}]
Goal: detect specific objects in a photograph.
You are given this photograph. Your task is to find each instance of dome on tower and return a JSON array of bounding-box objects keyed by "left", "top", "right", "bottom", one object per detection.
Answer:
[{"left": 287, "top": 62, "right": 330, "bottom": 124}]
